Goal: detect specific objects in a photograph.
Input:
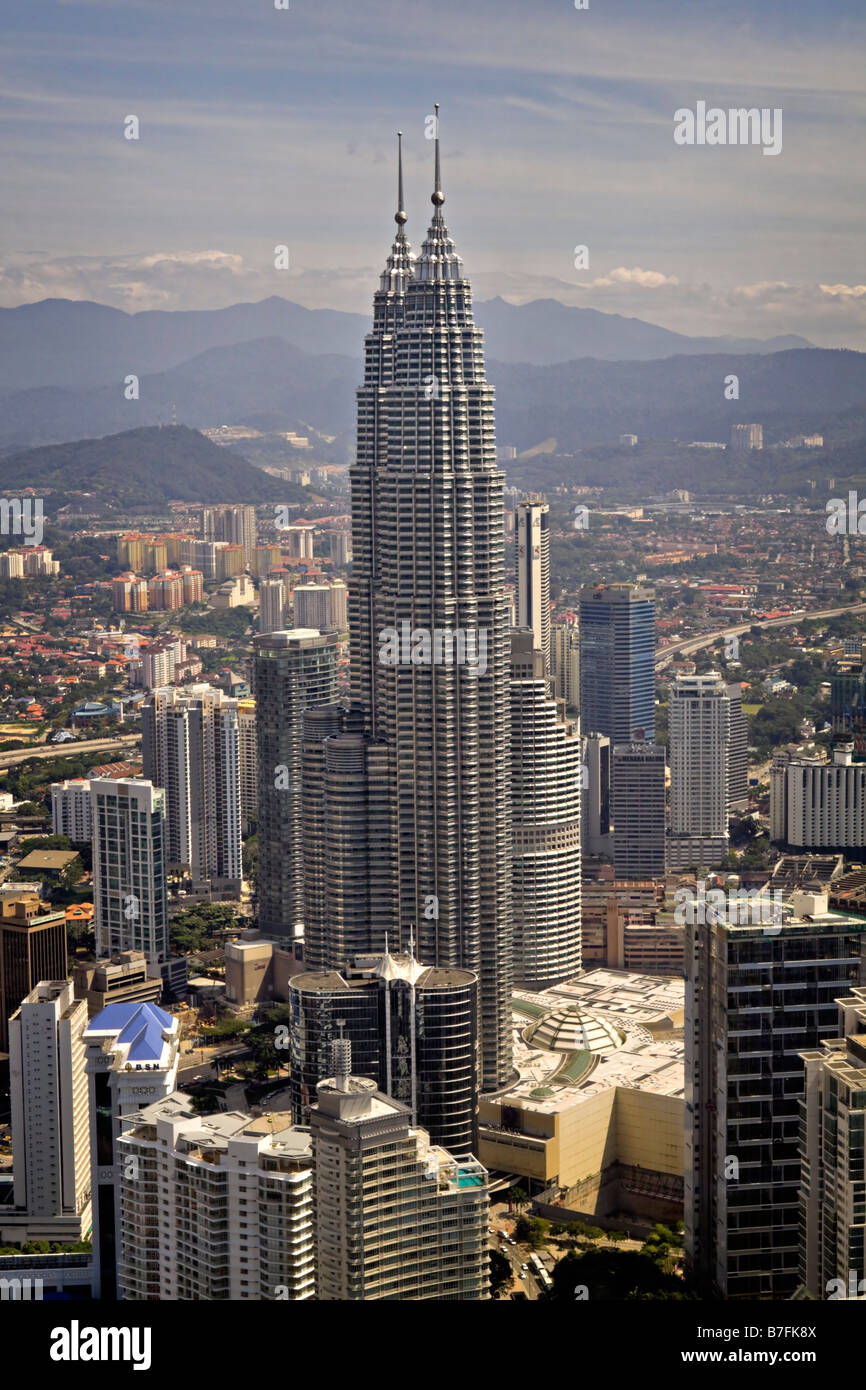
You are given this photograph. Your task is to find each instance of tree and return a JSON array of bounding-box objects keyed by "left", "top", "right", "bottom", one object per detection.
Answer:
[
  {"left": 551, "top": 1247, "right": 695, "bottom": 1301},
  {"left": 490, "top": 1249, "right": 511, "bottom": 1299},
  {"left": 514, "top": 1215, "right": 550, "bottom": 1248}
]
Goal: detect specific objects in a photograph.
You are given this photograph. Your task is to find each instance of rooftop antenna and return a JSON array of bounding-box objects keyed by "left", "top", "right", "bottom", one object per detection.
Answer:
[{"left": 333, "top": 1020, "right": 351, "bottom": 1093}]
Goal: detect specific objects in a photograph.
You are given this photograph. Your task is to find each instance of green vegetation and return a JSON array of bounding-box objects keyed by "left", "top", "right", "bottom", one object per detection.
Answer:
[
  {"left": 552, "top": 1246, "right": 697, "bottom": 1301},
  {"left": 169, "top": 902, "right": 237, "bottom": 954},
  {"left": 514, "top": 1215, "right": 550, "bottom": 1248}
]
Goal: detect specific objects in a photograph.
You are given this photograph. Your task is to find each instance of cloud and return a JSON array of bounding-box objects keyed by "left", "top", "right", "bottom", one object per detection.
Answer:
[
  {"left": 579, "top": 266, "right": 681, "bottom": 290},
  {"left": 819, "top": 283, "right": 866, "bottom": 299}
]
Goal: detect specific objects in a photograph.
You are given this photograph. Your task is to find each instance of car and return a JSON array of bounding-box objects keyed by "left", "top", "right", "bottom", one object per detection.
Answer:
[
  {"left": 518, "top": 1271, "right": 527, "bottom": 1279},
  {"left": 521, "top": 1263, "right": 529, "bottom": 1271}
]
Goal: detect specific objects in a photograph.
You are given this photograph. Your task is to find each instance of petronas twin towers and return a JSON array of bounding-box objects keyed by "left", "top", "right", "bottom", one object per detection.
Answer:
[{"left": 348, "top": 113, "right": 513, "bottom": 1089}]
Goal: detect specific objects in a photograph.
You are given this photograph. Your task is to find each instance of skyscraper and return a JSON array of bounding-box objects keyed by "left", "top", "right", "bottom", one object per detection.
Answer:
[
  {"left": 668, "top": 672, "right": 731, "bottom": 869},
  {"left": 579, "top": 583, "right": 656, "bottom": 745},
  {"left": 349, "top": 120, "right": 513, "bottom": 1088},
  {"left": 293, "top": 583, "right": 333, "bottom": 631},
  {"left": 116, "top": 1095, "right": 315, "bottom": 1301},
  {"left": 91, "top": 778, "right": 169, "bottom": 967},
  {"left": 289, "top": 947, "right": 478, "bottom": 1153},
  {"left": 685, "top": 890, "right": 866, "bottom": 1298},
  {"left": 310, "top": 1040, "right": 489, "bottom": 1300},
  {"left": 141, "top": 684, "right": 243, "bottom": 892},
  {"left": 799, "top": 986, "right": 866, "bottom": 1299},
  {"left": 2, "top": 982, "right": 92, "bottom": 1245},
  {"left": 510, "top": 631, "right": 581, "bottom": 986},
  {"left": 252, "top": 629, "right": 338, "bottom": 941},
  {"left": 0, "top": 895, "right": 68, "bottom": 1053},
  {"left": 83, "top": 1000, "right": 179, "bottom": 1300},
  {"left": 551, "top": 619, "right": 580, "bottom": 714},
  {"left": 612, "top": 741, "right": 667, "bottom": 878},
  {"left": 515, "top": 498, "right": 551, "bottom": 672},
  {"left": 300, "top": 703, "right": 395, "bottom": 970}
]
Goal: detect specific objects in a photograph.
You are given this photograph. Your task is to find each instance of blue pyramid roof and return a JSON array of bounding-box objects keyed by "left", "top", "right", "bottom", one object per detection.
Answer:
[{"left": 89, "top": 1001, "right": 174, "bottom": 1063}]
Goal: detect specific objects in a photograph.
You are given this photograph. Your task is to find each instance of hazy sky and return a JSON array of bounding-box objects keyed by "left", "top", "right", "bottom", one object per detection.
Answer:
[{"left": 2, "top": 0, "right": 865, "bottom": 345}]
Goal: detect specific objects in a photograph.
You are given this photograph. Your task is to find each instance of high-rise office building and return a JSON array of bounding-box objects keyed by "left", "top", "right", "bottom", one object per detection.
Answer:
[
  {"left": 2, "top": 982, "right": 92, "bottom": 1245},
  {"left": 579, "top": 584, "right": 656, "bottom": 745},
  {"left": 289, "top": 948, "right": 478, "bottom": 1153},
  {"left": 91, "top": 778, "right": 169, "bottom": 966},
  {"left": 258, "top": 578, "right": 285, "bottom": 634},
  {"left": 551, "top": 619, "right": 580, "bottom": 714},
  {"left": 799, "top": 986, "right": 866, "bottom": 1299},
  {"left": 141, "top": 684, "right": 242, "bottom": 892},
  {"left": 0, "top": 895, "right": 68, "bottom": 1052},
  {"left": 51, "top": 778, "right": 93, "bottom": 843},
  {"left": 252, "top": 630, "right": 338, "bottom": 941},
  {"left": 515, "top": 499, "right": 550, "bottom": 672},
  {"left": 510, "top": 631, "right": 581, "bottom": 986},
  {"left": 349, "top": 122, "right": 513, "bottom": 1089},
  {"left": 300, "top": 703, "right": 395, "bottom": 970},
  {"left": 203, "top": 504, "right": 257, "bottom": 562},
  {"left": 310, "top": 1042, "right": 489, "bottom": 1300},
  {"left": 83, "top": 1001, "right": 179, "bottom": 1300},
  {"left": 669, "top": 673, "right": 731, "bottom": 869},
  {"left": 685, "top": 890, "right": 866, "bottom": 1298},
  {"left": 612, "top": 742, "right": 667, "bottom": 878},
  {"left": 116, "top": 1095, "right": 315, "bottom": 1301},
  {"left": 582, "top": 732, "right": 613, "bottom": 859}
]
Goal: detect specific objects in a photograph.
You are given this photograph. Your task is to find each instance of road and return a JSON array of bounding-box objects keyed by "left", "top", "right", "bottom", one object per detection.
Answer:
[
  {"left": 655, "top": 601, "right": 866, "bottom": 672},
  {"left": 0, "top": 732, "right": 141, "bottom": 769}
]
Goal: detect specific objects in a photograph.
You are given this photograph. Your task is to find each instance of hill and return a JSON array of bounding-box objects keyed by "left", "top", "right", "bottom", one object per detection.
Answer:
[
  {"left": 0, "top": 426, "right": 307, "bottom": 506},
  {"left": 0, "top": 294, "right": 814, "bottom": 398}
]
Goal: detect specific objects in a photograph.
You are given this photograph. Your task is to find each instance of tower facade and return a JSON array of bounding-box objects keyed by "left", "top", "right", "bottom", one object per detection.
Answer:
[
  {"left": 515, "top": 498, "right": 550, "bottom": 672},
  {"left": 252, "top": 630, "right": 338, "bottom": 941},
  {"left": 289, "top": 949, "right": 478, "bottom": 1154},
  {"left": 510, "top": 631, "right": 581, "bottom": 986},
  {"left": 348, "top": 120, "right": 512, "bottom": 1088}
]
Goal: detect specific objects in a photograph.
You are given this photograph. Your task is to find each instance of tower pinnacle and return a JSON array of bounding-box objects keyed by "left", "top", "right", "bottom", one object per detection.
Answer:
[
  {"left": 432, "top": 102, "right": 444, "bottom": 207},
  {"left": 396, "top": 130, "right": 407, "bottom": 227}
]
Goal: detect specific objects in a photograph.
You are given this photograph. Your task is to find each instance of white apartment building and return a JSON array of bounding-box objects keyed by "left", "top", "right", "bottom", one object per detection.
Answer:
[
  {"left": 515, "top": 499, "right": 551, "bottom": 672},
  {"left": 310, "top": 1045, "right": 490, "bottom": 1301},
  {"left": 669, "top": 672, "right": 731, "bottom": 869},
  {"left": 91, "top": 778, "right": 169, "bottom": 965},
  {"left": 51, "top": 778, "right": 93, "bottom": 844},
  {"left": 116, "top": 1095, "right": 315, "bottom": 1301},
  {"left": 799, "top": 986, "right": 866, "bottom": 1299},
  {"left": 2, "top": 982, "right": 92, "bottom": 1244},
  {"left": 84, "top": 1000, "right": 179, "bottom": 1301},
  {"left": 771, "top": 741, "right": 866, "bottom": 851},
  {"left": 141, "top": 684, "right": 243, "bottom": 891},
  {"left": 292, "top": 583, "right": 332, "bottom": 631},
  {"left": 237, "top": 697, "right": 258, "bottom": 831},
  {"left": 258, "top": 577, "right": 285, "bottom": 635}
]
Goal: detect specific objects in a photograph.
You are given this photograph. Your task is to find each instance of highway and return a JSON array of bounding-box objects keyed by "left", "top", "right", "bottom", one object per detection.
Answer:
[
  {"left": 0, "top": 731, "right": 141, "bottom": 769},
  {"left": 655, "top": 601, "right": 866, "bottom": 672}
]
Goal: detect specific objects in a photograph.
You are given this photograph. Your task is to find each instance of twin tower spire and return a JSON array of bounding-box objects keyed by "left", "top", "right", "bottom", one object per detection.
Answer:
[{"left": 381, "top": 105, "right": 462, "bottom": 292}]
